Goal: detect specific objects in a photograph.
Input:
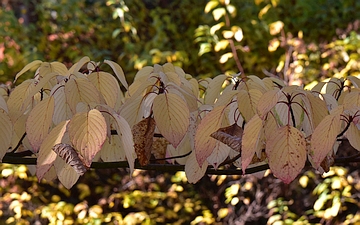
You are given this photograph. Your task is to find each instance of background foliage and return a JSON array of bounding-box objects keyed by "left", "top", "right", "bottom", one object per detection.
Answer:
[{"left": 1, "top": 0, "right": 360, "bottom": 224}]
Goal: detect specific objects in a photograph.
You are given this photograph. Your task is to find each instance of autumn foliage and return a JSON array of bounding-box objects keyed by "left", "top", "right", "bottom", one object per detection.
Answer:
[{"left": 1, "top": 57, "right": 360, "bottom": 189}]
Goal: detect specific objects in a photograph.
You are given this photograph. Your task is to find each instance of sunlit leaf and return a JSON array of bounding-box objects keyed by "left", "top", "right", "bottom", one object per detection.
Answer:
[
  {"left": 266, "top": 125, "right": 306, "bottom": 183},
  {"left": 14, "top": 60, "right": 42, "bottom": 82},
  {"left": 206, "top": 142, "right": 230, "bottom": 169},
  {"left": 195, "top": 105, "right": 226, "bottom": 165},
  {"left": 132, "top": 116, "right": 155, "bottom": 166},
  {"left": 310, "top": 106, "right": 343, "bottom": 169},
  {"left": 204, "top": 75, "right": 228, "bottom": 105},
  {"left": 306, "top": 92, "right": 329, "bottom": 128},
  {"left": 37, "top": 120, "right": 69, "bottom": 180},
  {"left": 212, "top": 7, "right": 226, "bottom": 21},
  {"left": 68, "top": 56, "right": 90, "bottom": 75},
  {"left": 347, "top": 76, "right": 360, "bottom": 88},
  {"left": 26, "top": 96, "right": 55, "bottom": 152},
  {"left": 153, "top": 93, "right": 190, "bottom": 147},
  {"left": 0, "top": 110, "right": 13, "bottom": 161},
  {"left": 237, "top": 89, "right": 262, "bottom": 122},
  {"left": 241, "top": 114, "right": 264, "bottom": 172},
  {"left": 346, "top": 122, "right": 360, "bottom": 151},
  {"left": 204, "top": 0, "right": 219, "bottom": 13},
  {"left": 51, "top": 83, "right": 72, "bottom": 125},
  {"left": 68, "top": 109, "right": 107, "bottom": 167},
  {"left": 54, "top": 156, "right": 80, "bottom": 189},
  {"left": 101, "top": 135, "right": 126, "bottom": 162},
  {"left": 104, "top": 59, "right": 128, "bottom": 90},
  {"left": 185, "top": 151, "right": 208, "bottom": 183},
  {"left": 64, "top": 77, "right": 101, "bottom": 114},
  {"left": 88, "top": 72, "right": 120, "bottom": 108},
  {"left": 257, "top": 89, "right": 281, "bottom": 119}
]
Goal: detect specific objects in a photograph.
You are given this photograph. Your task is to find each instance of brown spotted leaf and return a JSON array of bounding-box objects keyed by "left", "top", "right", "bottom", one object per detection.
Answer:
[
  {"left": 132, "top": 116, "right": 156, "bottom": 166},
  {"left": 52, "top": 143, "right": 88, "bottom": 176}
]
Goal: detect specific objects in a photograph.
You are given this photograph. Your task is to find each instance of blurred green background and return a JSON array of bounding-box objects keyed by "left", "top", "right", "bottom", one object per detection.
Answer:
[{"left": 1, "top": 0, "right": 360, "bottom": 224}]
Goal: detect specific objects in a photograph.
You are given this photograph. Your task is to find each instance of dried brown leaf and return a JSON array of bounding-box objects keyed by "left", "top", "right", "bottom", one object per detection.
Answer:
[
  {"left": 210, "top": 123, "right": 243, "bottom": 151},
  {"left": 132, "top": 117, "right": 156, "bottom": 166},
  {"left": 52, "top": 143, "right": 88, "bottom": 176},
  {"left": 151, "top": 137, "right": 169, "bottom": 164}
]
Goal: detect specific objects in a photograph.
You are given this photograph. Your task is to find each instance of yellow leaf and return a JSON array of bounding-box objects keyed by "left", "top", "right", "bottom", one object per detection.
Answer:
[
  {"left": 37, "top": 120, "right": 69, "bottom": 180},
  {"left": 266, "top": 125, "right": 306, "bottom": 184},
  {"left": 306, "top": 92, "right": 329, "bottom": 128},
  {"left": 310, "top": 108, "right": 342, "bottom": 169},
  {"left": 219, "top": 52, "right": 233, "bottom": 64},
  {"left": 64, "top": 78, "right": 101, "bottom": 114},
  {"left": 241, "top": 114, "right": 264, "bottom": 172},
  {"left": 101, "top": 135, "right": 126, "bottom": 162},
  {"left": 54, "top": 156, "right": 80, "bottom": 189},
  {"left": 257, "top": 89, "right": 281, "bottom": 119},
  {"left": 185, "top": 151, "right": 208, "bottom": 184},
  {"left": 205, "top": 0, "right": 219, "bottom": 13},
  {"left": 119, "top": 94, "right": 146, "bottom": 128},
  {"left": 26, "top": 96, "right": 55, "bottom": 152},
  {"left": 104, "top": 59, "right": 128, "bottom": 90},
  {"left": 204, "top": 75, "right": 228, "bottom": 105},
  {"left": 212, "top": 7, "right": 226, "bottom": 21},
  {"left": 237, "top": 89, "right": 262, "bottom": 122},
  {"left": 269, "top": 21, "right": 284, "bottom": 35},
  {"left": 346, "top": 123, "right": 360, "bottom": 151},
  {"left": 68, "top": 56, "right": 90, "bottom": 75},
  {"left": 14, "top": 60, "right": 42, "bottom": 82},
  {"left": 132, "top": 117, "right": 156, "bottom": 166},
  {"left": 195, "top": 105, "right": 226, "bottom": 165},
  {"left": 68, "top": 109, "right": 107, "bottom": 167},
  {"left": 0, "top": 110, "right": 13, "bottom": 161},
  {"left": 0, "top": 95, "right": 8, "bottom": 113},
  {"left": 344, "top": 91, "right": 360, "bottom": 110},
  {"left": 88, "top": 72, "right": 120, "bottom": 108},
  {"left": 347, "top": 76, "right": 360, "bottom": 88},
  {"left": 153, "top": 93, "right": 190, "bottom": 147}
]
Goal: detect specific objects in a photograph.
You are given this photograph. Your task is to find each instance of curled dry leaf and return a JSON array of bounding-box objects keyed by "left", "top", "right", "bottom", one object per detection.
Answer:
[
  {"left": 132, "top": 116, "right": 156, "bottom": 166},
  {"left": 210, "top": 123, "right": 243, "bottom": 152},
  {"left": 52, "top": 143, "right": 88, "bottom": 176}
]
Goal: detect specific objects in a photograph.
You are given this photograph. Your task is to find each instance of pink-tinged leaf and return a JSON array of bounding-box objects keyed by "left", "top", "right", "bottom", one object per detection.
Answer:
[
  {"left": 241, "top": 114, "right": 264, "bottom": 172},
  {"left": 237, "top": 89, "right": 262, "bottom": 122},
  {"left": 68, "top": 109, "right": 107, "bottom": 167},
  {"left": 195, "top": 105, "right": 226, "bottom": 165},
  {"left": 206, "top": 142, "right": 230, "bottom": 169},
  {"left": 266, "top": 125, "right": 306, "bottom": 184},
  {"left": 204, "top": 75, "right": 228, "bottom": 104},
  {"left": 185, "top": 151, "right": 208, "bottom": 184},
  {"left": 88, "top": 72, "right": 120, "bottom": 108},
  {"left": 37, "top": 120, "right": 69, "bottom": 180},
  {"left": 257, "top": 89, "right": 281, "bottom": 119},
  {"left": 346, "top": 122, "right": 360, "bottom": 151},
  {"left": 54, "top": 156, "right": 80, "bottom": 189},
  {"left": 14, "top": 60, "right": 42, "bottom": 82},
  {"left": 99, "top": 105, "right": 136, "bottom": 174},
  {"left": 26, "top": 96, "right": 55, "bottom": 152},
  {"left": 0, "top": 110, "right": 13, "bottom": 161},
  {"left": 310, "top": 107, "right": 342, "bottom": 169},
  {"left": 153, "top": 93, "right": 190, "bottom": 148},
  {"left": 64, "top": 78, "right": 101, "bottom": 114},
  {"left": 104, "top": 59, "right": 128, "bottom": 90}
]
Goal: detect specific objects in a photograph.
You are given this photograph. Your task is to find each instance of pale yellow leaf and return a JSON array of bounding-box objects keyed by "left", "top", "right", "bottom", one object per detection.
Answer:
[
  {"left": 214, "top": 90, "right": 238, "bottom": 107},
  {"left": 0, "top": 110, "right": 13, "bottom": 161},
  {"left": 266, "top": 125, "right": 306, "bottom": 184},
  {"left": 237, "top": 89, "right": 262, "bottom": 122},
  {"left": 344, "top": 91, "right": 360, "bottom": 110},
  {"left": 104, "top": 59, "right": 128, "bottom": 90},
  {"left": 88, "top": 72, "right": 120, "bottom": 108},
  {"left": 133, "top": 66, "right": 154, "bottom": 81},
  {"left": 257, "top": 89, "right": 281, "bottom": 119},
  {"left": 153, "top": 93, "right": 190, "bottom": 147},
  {"left": 347, "top": 76, "right": 360, "bottom": 88},
  {"left": 0, "top": 95, "right": 8, "bottom": 113},
  {"left": 204, "top": 0, "right": 219, "bottom": 13},
  {"left": 346, "top": 123, "right": 360, "bottom": 151},
  {"left": 68, "top": 109, "right": 107, "bottom": 167},
  {"left": 206, "top": 142, "right": 230, "bottom": 169},
  {"left": 119, "top": 94, "right": 145, "bottom": 128},
  {"left": 204, "top": 75, "right": 228, "bottom": 105},
  {"left": 68, "top": 56, "right": 90, "bottom": 75},
  {"left": 36, "top": 120, "right": 69, "bottom": 180},
  {"left": 54, "top": 156, "right": 80, "bottom": 189},
  {"left": 306, "top": 92, "right": 329, "bottom": 128},
  {"left": 195, "top": 105, "right": 226, "bottom": 165},
  {"left": 51, "top": 83, "right": 72, "bottom": 125},
  {"left": 26, "top": 96, "right": 55, "bottom": 152},
  {"left": 310, "top": 109, "right": 342, "bottom": 169},
  {"left": 64, "top": 78, "right": 101, "bottom": 114},
  {"left": 245, "top": 75, "right": 267, "bottom": 93},
  {"left": 100, "top": 135, "right": 126, "bottom": 162},
  {"left": 241, "top": 114, "right": 264, "bottom": 172},
  {"left": 167, "top": 84, "right": 198, "bottom": 112},
  {"left": 14, "top": 60, "right": 42, "bottom": 82},
  {"left": 167, "top": 133, "right": 192, "bottom": 165},
  {"left": 7, "top": 80, "right": 36, "bottom": 122},
  {"left": 185, "top": 151, "right": 208, "bottom": 184}
]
